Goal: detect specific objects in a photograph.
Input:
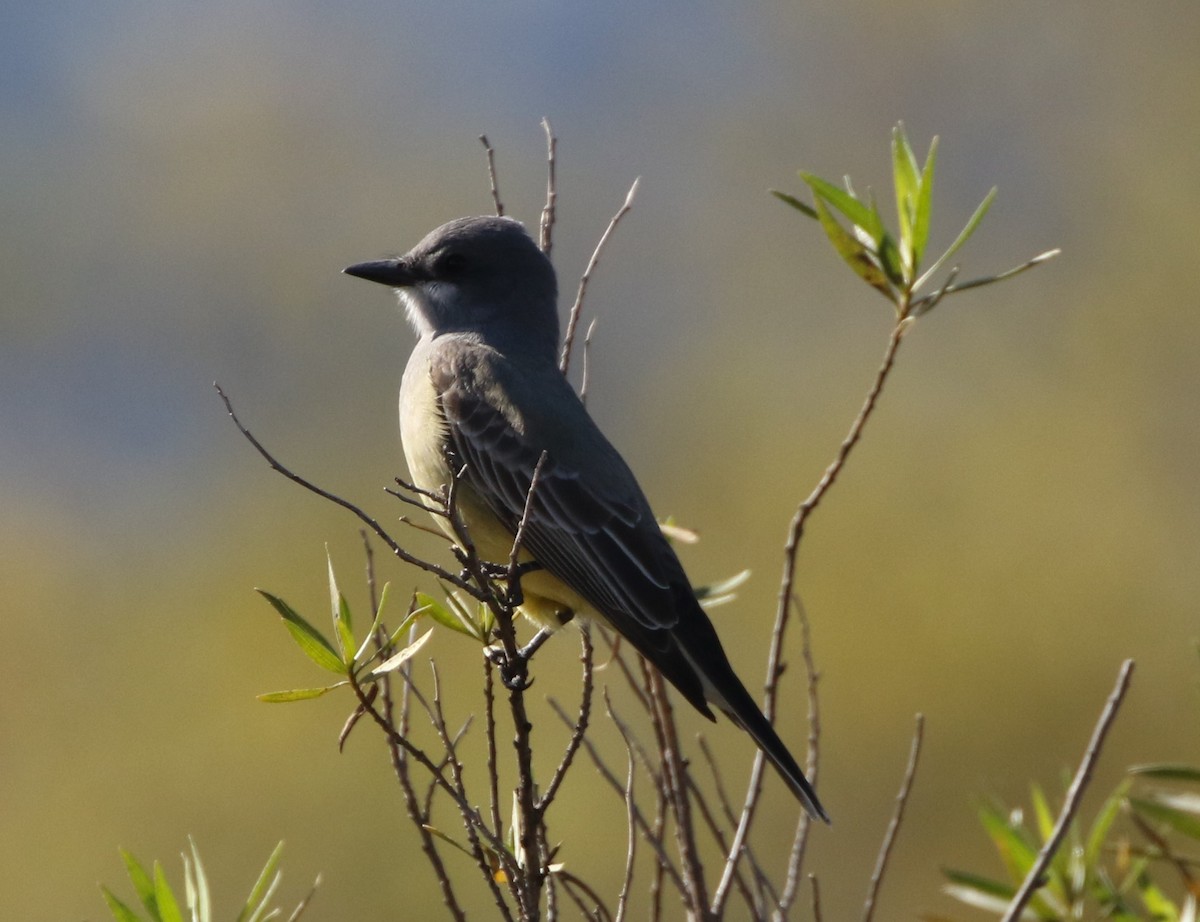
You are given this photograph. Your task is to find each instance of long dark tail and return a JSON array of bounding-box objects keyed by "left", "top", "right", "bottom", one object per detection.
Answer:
[{"left": 674, "top": 613, "right": 830, "bottom": 824}]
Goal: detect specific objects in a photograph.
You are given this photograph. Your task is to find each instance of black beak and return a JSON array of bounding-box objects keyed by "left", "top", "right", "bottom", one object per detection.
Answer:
[{"left": 343, "top": 258, "right": 417, "bottom": 288}]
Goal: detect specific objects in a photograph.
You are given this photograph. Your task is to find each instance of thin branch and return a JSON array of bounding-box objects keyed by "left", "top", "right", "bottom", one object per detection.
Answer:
[
  {"left": 537, "top": 626, "right": 595, "bottom": 813},
  {"left": 606, "top": 690, "right": 639, "bottom": 922},
  {"left": 579, "top": 318, "right": 599, "bottom": 404},
  {"left": 215, "top": 384, "right": 480, "bottom": 597},
  {"left": 720, "top": 313, "right": 910, "bottom": 908},
  {"left": 809, "top": 875, "right": 823, "bottom": 922},
  {"left": 556, "top": 871, "right": 613, "bottom": 922},
  {"left": 375, "top": 597, "right": 467, "bottom": 921},
  {"left": 862, "top": 714, "right": 925, "bottom": 922},
  {"left": 912, "top": 248, "right": 1060, "bottom": 312},
  {"left": 345, "top": 668, "right": 515, "bottom": 867},
  {"left": 505, "top": 451, "right": 549, "bottom": 601},
  {"left": 484, "top": 661, "right": 504, "bottom": 841},
  {"left": 547, "top": 698, "right": 686, "bottom": 895},
  {"left": 540, "top": 118, "right": 557, "bottom": 255},
  {"left": 479, "top": 134, "right": 504, "bottom": 216},
  {"left": 560, "top": 178, "right": 639, "bottom": 375},
  {"left": 776, "top": 596, "right": 822, "bottom": 917},
  {"left": 1000, "top": 659, "right": 1136, "bottom": 922},
  {"left": 644, "top": 665, "right": 712, "bottom": 921}
]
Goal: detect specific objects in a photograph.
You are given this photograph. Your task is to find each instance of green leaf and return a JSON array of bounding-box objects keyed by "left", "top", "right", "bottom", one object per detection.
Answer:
[
  {"left": 942, "top": 867, "right": 1015, "bottom": 899},
  {"left": 327, "top": 550, "right": 356, "bottom": 662},
  {"left": 258, "top": 683, "right": 346, "bottom": 702},
  {"left": 153, "top": 861, "right": 184, "bottom": 922},
  {"left": 1130, "top": 796, "right": 1200, "bottom": 840},
  {"left": 877, "top": 231, "right": 907, "bottom": 288},
  {"left": 371, "top": 629, "right": 434, "bottom": 676},
  {"left": 770, "top": 188, "right": 818, "bottom": 220},
  {"left": 800, "top": 171, "right": 884, "bottom": 243},
  {"left": 912, "top": 136, "right": 938, "bottom": 270},
  {"left": 1085, "top": 785, "right": 1129, "bottom": 868},
  {"left": 809, "top": 195, "right": 895, "bottom": 298},
  {"left": 237, "top": 841, "right": 285, "bottom": 922},
  {"left": 1129, "top": 764, "right": 1200, "bottom": 782},
  {"left": 352, "top": 581, "right": 393, "bottom": 662},
  {"left": 979, "top": 802, "right": 1040, "bottom": 884},
  {"left": 891, "top": 124, "right": 920, "bottom": 273},
  {"left": 257, "top": 589, "right": 346, "bottom": 674},
  {"left": 1030, "top": 784, "right": 1055, "bottom": 843},
  {"left": 185, "top": 837, "right": 210, "bottom": 922},
  {"left": 119, "top": 849, "right": 157, "bottom": 916},
  {"left": 419, "top": 590, "right": 482, "bottom": 642},
  {"left": 100, "top": 886, "right": 144, "bottom": 922},
  {"left": 915, "top": 186, "right": 997, "bottom": 292}
]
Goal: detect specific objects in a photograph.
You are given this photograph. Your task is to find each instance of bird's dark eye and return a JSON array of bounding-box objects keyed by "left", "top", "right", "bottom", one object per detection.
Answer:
[{"left": 436, "top": 251, "right": 468, "bottom": 276}]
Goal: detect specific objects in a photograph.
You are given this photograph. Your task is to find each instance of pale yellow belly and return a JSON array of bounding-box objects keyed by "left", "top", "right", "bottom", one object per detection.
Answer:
[{"left": 398, "top": 352, "right": 595, "bottom": 631}]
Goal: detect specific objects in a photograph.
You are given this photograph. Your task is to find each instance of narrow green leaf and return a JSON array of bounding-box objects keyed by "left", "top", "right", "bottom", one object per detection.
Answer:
[
  {"left": 119, "top": 849, "right": 157, "bottom": 916},
  {"left": 979, "top": 802, "right": 1040, "bottom": 884},
  {"left": 100, "top": 886, "right": 144, "bottom": 922},
  {"left": 942, "top": 884, "right": 1013, "bottom": 914},
  {"left": 1136, "top": 870, "right": 1179, "bottom": 919},
  {"left": 181, "top": 853, "right": 197, "bottom": 921},
  {"left": 327, "top": 550, "right": 355, "bottom": 661},
  {"left": 876, "top": 232, "right": 907, "bottom": 289},
  {"left": 912, "top": 136, "right": 939, "bottom": 270},
  {"left": 695, "top": 569, "right": 751, "bottom": 601},
  {"left": 941, "top": 867, "right": 1015, "bottom": 899},
  {"left": 418, "top": 590, "right": 482, "bottom": 642},
  {"left": 352, "top": 581, "right": 393, "bottom": 662},
  {"left": 800, "top": 171, "right": 884, "bottom": 243},
  {"left": 478, "top": 601, "right": 495, "bottom": 638},
  {"left": 770, "top": 189, "right": 818, "bottom": 220},
  {"left": 237, "top": 841, "right": 285, "bottom": 922},
  {"left": 810, "top": 196, "right": 895, "bottom": 298},
  {"left": 914, "top": 186, "right": 997, "bottom": 292},
  {"left": 385, "top": 599, "right": 431, "bottom": 649},
  {"left": 257, "top": 590, "right": 345, "bottom": 674},
  {"left": 891, "top": 124, "right": 920, "bottom": 273},
  {"left": 1030, "top": 784, "right": 1055, "bottom": 844},
  {"left": 258, "top": 683, "right": 346, "bottom": 702},
  {"left": 372, "top": 629, "right": 434, "bottom": 676},
  {"left": 1129, "top": 764, "right": 1200, "bottom": 782},
  {"left": 153, "top": 861, "right": 184, "bottom": 922},
  {"left": 1130, "top": 796, "right": 1200, "bottom": 840},
  {"left": 186, "top": 837, "right": 210, "bottom": 922},
  {"left": 1085, "top": 785, "right": 1129, "bottom": 868}
]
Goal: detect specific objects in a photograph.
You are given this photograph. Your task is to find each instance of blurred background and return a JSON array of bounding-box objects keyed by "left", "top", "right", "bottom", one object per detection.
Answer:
[{"left": 3, "top": 2, "right": 1198, "bottom": 918}]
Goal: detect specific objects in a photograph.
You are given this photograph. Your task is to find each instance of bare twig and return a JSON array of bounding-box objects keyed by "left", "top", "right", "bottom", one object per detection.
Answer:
[
  {"left": 809, "top": 874, "right": 823, "bottom": 922},
  {"left": 547, "top": 698, "right": 686, "bottom": 895},
  {"left": 484, "top": 661, "right": 504, "bottom": 840},
  {"left": 776, "top": 596, "right": 822, "bottom": 917},
  {"left": 479, "top": 134, "right": 504, "bottom": 216},
  {"left": 606, "top": 690, "right": 639, "bottom": 922},
  {"left": 579, "top": 317, "right": 599, "bottom": 404},
  {"left": 537, "top": 627, "right": 595, "bottom": 812},
  {"left": 215, "top": 384, "right": 480, "bottom": 598},
  {"left": 911, "top": 248, "right": 1061, "bottom": 313},
  {"left": 1000, "top": 659, "right": 1136, "bottom": 922},
  {"left": 505, "top": 451, "right": 549, "bottom": 600},
  {"left": 540, "top": 118, "right": 557, "bottom": 255},
  {"left": 862, "top": 714, "right": 925, "bottom": 922},
  {"left": 644, "top": 666, "right": 712, "bottom": 921},
  {"left": 560, "top": 179, "right": 640, "bottom": 375},
  {"left": 720, "top": 313, "right": 908, "bottom": 908}
]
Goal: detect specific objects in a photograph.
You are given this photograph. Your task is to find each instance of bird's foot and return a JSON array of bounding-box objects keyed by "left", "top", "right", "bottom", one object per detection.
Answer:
[{"left": 484, "top": 643, "right": 535, "bottom": 691}]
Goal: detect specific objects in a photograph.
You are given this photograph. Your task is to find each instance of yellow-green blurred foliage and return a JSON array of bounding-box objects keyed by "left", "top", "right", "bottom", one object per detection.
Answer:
[{"left": 2, "top": 2, "right": 1197, "bottom": 919}]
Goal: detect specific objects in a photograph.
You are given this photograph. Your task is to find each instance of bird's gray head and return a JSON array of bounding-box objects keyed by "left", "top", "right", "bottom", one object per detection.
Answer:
[{"left": 344, "top": 216, "right": 560, "bottom": 360}]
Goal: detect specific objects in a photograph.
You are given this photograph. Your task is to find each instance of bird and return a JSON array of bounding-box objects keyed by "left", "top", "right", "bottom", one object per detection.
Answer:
[{"left": 344, "top": 215, "right": 828, "bottom": 823}]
